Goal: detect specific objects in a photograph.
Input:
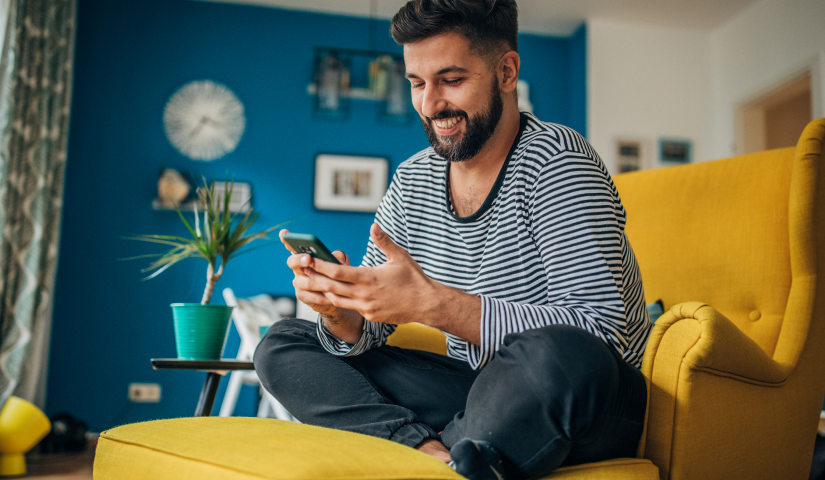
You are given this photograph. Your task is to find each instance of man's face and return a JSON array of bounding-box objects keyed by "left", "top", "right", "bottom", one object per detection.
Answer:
[{"left": 404, "top": 32, "right": 504, "bottom": 162}]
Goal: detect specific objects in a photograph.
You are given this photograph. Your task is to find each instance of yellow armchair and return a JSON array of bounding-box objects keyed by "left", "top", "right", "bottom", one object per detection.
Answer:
[
  {"left": 94, "top": 118, "right": 825, "bottom": 480},
  {"left": 615, "top": 118, "right": 825, "bottom": 480}
]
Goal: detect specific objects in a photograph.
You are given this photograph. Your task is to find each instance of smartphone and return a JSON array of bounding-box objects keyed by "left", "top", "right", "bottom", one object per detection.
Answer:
[{"left": 282, "top": 233, "right": 341, "bottom": 264}]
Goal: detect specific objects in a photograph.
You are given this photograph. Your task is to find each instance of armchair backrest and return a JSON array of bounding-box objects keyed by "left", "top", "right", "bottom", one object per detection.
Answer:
[{"left": 613, "top": 120, "right": 824, "bottom": 366}]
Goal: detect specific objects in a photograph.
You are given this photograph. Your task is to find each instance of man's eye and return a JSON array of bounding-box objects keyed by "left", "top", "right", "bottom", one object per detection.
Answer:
[
  {"left": 411, "top": 82, "right": 424, "bottom": 89},
  {"left": 444, "top": 79, "right": 462, "bottom": 85}
]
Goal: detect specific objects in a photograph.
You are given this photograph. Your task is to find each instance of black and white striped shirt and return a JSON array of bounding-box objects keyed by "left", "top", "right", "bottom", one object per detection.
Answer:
[{"left": 317, "top": 113, "right": 652, "bottom": 369}]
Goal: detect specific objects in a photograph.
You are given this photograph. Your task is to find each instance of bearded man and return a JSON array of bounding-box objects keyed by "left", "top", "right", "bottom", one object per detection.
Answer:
[{"left": 254, "top": 1, "right": 652, "bottom": 479}]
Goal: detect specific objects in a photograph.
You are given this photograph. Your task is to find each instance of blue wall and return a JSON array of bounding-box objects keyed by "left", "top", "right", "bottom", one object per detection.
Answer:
[{"left": 46, "top": 0, "right": 587, "bottom": 432}]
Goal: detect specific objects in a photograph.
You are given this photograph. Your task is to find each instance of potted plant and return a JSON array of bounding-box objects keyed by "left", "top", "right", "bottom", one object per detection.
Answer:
[{"left": 126, "top": 179, "right": 286, "bottom": 360}]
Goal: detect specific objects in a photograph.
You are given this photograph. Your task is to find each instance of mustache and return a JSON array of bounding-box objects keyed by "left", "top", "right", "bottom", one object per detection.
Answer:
[{"left": 426, "top": 110, "right": 468, "bottom": 121}]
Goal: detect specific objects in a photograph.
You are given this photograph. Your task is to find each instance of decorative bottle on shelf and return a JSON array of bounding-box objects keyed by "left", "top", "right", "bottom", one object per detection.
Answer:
[{"left": 315, "top": 53, "right": 349, "bottom": 113}]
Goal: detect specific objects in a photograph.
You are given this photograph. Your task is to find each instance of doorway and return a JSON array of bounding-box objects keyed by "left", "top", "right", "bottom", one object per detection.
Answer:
[{"left": 736, "top": 73, "right": 813, "bottom": 155}]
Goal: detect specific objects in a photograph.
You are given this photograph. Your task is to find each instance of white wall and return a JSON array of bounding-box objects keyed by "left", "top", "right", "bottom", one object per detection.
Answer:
[
  {"left": 710, "top": 0, "right": 825, "bottom": 159},
  {"left": 587, "top": 18, "right": 714, "bottom": 174}
]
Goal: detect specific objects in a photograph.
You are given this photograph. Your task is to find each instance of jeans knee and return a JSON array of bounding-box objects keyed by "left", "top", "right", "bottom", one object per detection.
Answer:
[
  {"left": 253, "top": 317, "right": 317, "bottom": 374},
  {"left": 499, "top": 325, "right": 621, "bottom": 401}
]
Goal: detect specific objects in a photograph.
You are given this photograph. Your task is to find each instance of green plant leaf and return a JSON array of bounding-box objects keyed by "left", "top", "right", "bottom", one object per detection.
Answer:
[
  {"left": 124, "top": 177, "right": 304, "bottom": 287},
  {"left": 193, "top": 201, "right": 201, "bottom": 238},
  {"left": 117, "top": 253, "right": 165, "bottom": 261},
  {"left": 173, "top": 202, "right": 198, "bottom": 240}
]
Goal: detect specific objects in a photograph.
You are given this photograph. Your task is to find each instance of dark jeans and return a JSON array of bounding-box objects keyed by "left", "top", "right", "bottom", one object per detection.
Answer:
[{"left": 253, "top": 319, "right": 646, "bottom": 479}]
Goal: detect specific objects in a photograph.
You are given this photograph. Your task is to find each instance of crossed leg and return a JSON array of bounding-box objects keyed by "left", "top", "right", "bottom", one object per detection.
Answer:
[{"left": 254, "top": 319, "right": 646, "bottom": 480}]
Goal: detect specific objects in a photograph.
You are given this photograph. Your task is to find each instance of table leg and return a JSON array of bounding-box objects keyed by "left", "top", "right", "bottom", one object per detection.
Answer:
[{"left": 195, "top": 372, "right": 221, "bottom": 417}]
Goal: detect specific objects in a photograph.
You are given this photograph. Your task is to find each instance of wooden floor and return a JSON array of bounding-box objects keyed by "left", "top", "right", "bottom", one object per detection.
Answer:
[{"left": 26, "top": 437, "right": 96, "bottom": 480}]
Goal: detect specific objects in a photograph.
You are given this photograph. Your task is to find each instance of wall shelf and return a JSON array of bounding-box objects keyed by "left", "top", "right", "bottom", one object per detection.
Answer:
[
  {"left": 151, "top": 199, "right": 251, "bottom": 213},
  {"left": 306, "top": 83, "right": 385, "bottom": 101}
]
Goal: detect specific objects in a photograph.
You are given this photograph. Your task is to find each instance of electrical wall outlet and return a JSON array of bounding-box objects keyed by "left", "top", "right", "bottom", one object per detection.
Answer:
[{"left": 128, "top": 383, "right": 161, "bottom": 403}]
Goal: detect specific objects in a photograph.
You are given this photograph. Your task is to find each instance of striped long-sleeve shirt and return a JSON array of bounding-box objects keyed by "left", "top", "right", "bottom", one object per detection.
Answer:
[{"left": 316, "top": 113, "right": 652, "bottom": 369}]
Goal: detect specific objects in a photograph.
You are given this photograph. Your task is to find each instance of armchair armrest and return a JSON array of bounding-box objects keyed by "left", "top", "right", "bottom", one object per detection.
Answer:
[
  {"left": 639, "top": 302, "right": 801, "bottom": 480},
  {"left": 643, "top": 302, "right": 790, "bottom": 385}
]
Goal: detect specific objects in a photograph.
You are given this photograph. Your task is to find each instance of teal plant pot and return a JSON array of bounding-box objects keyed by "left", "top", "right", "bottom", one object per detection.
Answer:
[{"left": 170, "top": 303, "right": 233, "bottom": 360}]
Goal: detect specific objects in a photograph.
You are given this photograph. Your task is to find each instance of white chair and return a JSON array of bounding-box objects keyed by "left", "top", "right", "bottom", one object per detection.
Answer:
[
  {"left": 296, "top": 299, "right": 320, "bottom": 322},
  {"left": 220, "top": 288, "right": 297, "bottom": 421}
]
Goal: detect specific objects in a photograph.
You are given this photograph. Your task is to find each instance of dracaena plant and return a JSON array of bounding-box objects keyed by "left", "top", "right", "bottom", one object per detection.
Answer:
[{"left": 126, "top": 179, "right": 287, "bottom": 305}]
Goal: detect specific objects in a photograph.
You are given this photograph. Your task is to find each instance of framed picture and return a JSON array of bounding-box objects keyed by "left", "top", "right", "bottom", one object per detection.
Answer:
[
  {"left": 616, "top": 139, "right": 643, "bottom": 173},
  {"left": 314, "top": 154, "right": 389, "bottom": 212},
  {"left": 659, "top": 138, "right": 692, "bottom": 164}
]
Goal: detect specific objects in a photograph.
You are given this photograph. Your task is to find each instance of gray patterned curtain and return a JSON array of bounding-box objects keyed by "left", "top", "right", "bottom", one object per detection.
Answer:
[{"left": 0, "top": 0, "right": 75, "bottom": 408}]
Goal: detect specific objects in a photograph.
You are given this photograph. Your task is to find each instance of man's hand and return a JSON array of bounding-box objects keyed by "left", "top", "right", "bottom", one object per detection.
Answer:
[
  {"left": 280, "top": 229, "right": 349, "bottom": 316},
  {"left": 280, "top": 229, "right": 364, "bottom": 343},
  {"left": 305, "top": 224, "right": 481, "bottom": 345},
  {"left": 306, "top": 224, "right": 440, "bottom": 326}
]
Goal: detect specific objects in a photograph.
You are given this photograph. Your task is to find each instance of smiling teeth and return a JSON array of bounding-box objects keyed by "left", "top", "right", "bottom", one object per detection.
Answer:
[{"left": 434, "top": 117, "right": 460, "bottom": 129}]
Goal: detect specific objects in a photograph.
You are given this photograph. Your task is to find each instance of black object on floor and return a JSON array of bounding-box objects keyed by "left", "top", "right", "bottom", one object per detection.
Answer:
[
  {"left": 37, "top": 413, "right": 88, "bottom": 454},
  {"left": 450, "top": 438, "right": 506, "bottom": 480}
]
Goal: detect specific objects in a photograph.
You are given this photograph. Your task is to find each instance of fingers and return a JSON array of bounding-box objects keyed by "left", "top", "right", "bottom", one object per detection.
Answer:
[
  {"left": 286, "top": 252, "right": 314, "bottom": 276},
  {"left": 332, "top": 250, "right": 350, "bottom": 266},
  {"left": 323, "top": 291, "right": 364, "bottom": 313},
  {"left": 292, "top": 271, "right": 328, "bottom": 294},
  {"left": 279, "top": 229, "right": 297, "bottom": 254},
  {"left": 306, "top": 269, "right": 357, "bottom": 298},
  {"left": 311, "top": 258, "right": 367, "bottom": 283},
  {"left": 296, "top": 289, "right": 333, "bottom": 307}
]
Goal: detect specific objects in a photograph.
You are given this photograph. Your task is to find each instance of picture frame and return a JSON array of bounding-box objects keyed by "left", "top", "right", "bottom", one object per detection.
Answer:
[
  {"left": 314, "top": 154, "right": 389, "bottom": 212},
  {"left": 615, "top": 138, "right": 644, "bottom": 173},
  {"left": 659, "top": 138, "right": 692, "bottom": 164}
]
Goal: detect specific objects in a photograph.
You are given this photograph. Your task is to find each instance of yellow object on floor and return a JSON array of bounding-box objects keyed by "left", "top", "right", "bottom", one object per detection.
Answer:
[
  {"left": 96, "top": 417, "right": 462, "bottom": 480},
  {"left": 0, "top": 396, "right": 51, "bottom": 477},
  {"left": 95, "top": 417, "right": 658, "bottom": 480},
  {"left": 95, "top": 119, "right": 825, "bottom": 480}
]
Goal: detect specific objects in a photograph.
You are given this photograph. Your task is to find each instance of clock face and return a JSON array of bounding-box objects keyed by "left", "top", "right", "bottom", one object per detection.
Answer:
[{"left": 163, "top": 80, "right": 246, "bottom": 161}]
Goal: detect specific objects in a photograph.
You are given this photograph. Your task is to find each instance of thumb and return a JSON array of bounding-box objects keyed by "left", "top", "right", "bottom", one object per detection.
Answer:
[
  {"left": 371, "top": 223, "right": 406, "bottom": 261},
  {"left": 332, "top": 250, "right": 350, "bottom": 266}
]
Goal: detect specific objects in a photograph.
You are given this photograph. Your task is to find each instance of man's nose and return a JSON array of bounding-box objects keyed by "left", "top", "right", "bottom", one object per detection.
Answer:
[{"left": 420, "top": 85, "right": 447, "bottom": 119}]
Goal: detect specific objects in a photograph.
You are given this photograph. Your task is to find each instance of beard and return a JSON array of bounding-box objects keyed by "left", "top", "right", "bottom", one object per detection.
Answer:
[{"left": 421, "top": 78, "right": 504, "bottom": 163}]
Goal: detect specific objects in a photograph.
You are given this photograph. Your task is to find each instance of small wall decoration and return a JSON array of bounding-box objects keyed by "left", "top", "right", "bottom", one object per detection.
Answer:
[
  {"left": 313, "top": 51, "right": 350, "bottom": 117},
  {"left": 659, "top": 138, "right": 692, "bottom": 164},
  {"left": 380, "top": 57, "right": 412, "bottom": 123},
  {"left": 314, "top": 154, "right": 389, "bottom": 212},
  {"left": 156, "top": 168, "right": 191, "bottom": 208},
  {"left": 616, "top": 139, "right": 643, "bottom": 173},
  {"left": 152, "top": 172, "right": 252, "bottom": 213},
  {"left": 163, "top": 80, "right": 246, "bottom": 161}
]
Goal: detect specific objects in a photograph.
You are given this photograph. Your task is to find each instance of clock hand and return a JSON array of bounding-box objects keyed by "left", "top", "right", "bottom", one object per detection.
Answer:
[{"left": 189, "top": 116, "right": 210, "bottom": 138}]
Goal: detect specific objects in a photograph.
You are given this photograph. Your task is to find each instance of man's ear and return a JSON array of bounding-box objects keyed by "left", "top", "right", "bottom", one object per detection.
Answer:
[{"left": 498, "top": 51, "right": 520, "bottom": 94}]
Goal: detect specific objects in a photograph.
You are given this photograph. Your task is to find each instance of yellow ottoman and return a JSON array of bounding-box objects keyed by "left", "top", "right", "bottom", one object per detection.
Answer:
[{"left": 94, "top": 417, "right": 658, "bottom": 480}]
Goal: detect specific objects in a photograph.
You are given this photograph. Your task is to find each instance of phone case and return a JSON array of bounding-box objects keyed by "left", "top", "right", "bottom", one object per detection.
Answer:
[{"left": 282, "top": 233, "right": 341, "bottom": 264}]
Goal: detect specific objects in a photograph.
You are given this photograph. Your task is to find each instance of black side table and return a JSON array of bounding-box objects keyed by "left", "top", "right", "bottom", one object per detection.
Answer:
[{"left": 151, "top": 359, "right": 255, "bottom": 417}]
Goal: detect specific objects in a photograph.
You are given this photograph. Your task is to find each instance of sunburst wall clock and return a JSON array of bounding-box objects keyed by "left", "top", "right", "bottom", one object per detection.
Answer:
[{"left": 163, "top": 80, "right": 246, "bottom": 161}]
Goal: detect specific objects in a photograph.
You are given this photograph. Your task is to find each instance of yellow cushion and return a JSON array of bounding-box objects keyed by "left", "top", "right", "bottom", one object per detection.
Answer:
[
  {"left": 94, "top": 417, "right": 461, "bottom": 480},
  {"left": 95, "top": 417, "right": 658, "bottom": 480},
  {"left": 386, "top": 322, "right": 448, "bottom": 355},
  {"left": 540, "top": 459, "right": 658, "bottom": 480}
]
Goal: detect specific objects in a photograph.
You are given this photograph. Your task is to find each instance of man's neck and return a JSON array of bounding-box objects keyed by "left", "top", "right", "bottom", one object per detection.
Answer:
[{"left": 448, "top": 104, "right": 521, "bottom": 217}]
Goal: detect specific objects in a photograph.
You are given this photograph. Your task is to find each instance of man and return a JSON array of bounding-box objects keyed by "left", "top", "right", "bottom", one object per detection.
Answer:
[{"left": 254, "top": 1, "right": 651, "bottom": 479}]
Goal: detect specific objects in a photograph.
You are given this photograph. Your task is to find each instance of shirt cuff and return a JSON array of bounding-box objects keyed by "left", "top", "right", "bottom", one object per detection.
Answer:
[
  {"left": 465, "top": 295, "right": 502, "bottom": 370},
  {"left": 314, "top": 313, "right": 375, "bottom": 357}
]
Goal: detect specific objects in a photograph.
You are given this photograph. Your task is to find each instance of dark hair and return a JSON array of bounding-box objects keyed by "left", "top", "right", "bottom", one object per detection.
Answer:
[{"left": 390, "top": 0, "right": 518, "bottom": 62}]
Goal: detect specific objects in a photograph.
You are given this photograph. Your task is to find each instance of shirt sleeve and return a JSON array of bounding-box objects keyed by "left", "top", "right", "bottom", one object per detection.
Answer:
[
  {"left": 466, "top": 143, "right": 630, "bottom": 370},
  {"left": 314, "top": 172, "right": 408, "bottom": 356}
]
